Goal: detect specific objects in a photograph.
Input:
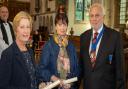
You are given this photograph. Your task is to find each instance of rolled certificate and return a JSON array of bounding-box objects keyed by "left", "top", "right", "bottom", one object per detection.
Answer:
[
  {"left": 63, "top": 77, "right": 78, "bottom": 84},
  {"left": 42, "top": 80, "right": 60, "bottom": 89},
  {"left": 39, "top": 77, "right": 78, "bottom": 89}
]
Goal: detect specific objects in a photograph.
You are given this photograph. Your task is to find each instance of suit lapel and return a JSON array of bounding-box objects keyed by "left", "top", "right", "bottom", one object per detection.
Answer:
[
  {"left": 87, "top": 30, "right": 92, "bottom": 64},
  {"left": 95, "top": 27, "right": 109, "bottom": 68},
  {"left": 83, "top": 30, "right": 92, "bottom": 67},
  {"left": 50, "top": 37, "right": 60, "bottom": 72},
  {"left": 50, "top": 37, "right": 60, "bottom": 59},
  {"left": 13, "top": 42, "right": 29, "bottom": 77}
]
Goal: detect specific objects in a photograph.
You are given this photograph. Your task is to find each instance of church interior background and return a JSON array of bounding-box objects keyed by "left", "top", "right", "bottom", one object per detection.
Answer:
[{"left": 0, "top": 0, "right": 128, "bottom": 88}]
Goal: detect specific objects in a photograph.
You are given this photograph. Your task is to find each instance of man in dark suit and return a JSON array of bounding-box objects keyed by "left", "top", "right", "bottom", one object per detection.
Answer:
[{"left": 80, "top": 3, "right": 125, "bottom": 89}]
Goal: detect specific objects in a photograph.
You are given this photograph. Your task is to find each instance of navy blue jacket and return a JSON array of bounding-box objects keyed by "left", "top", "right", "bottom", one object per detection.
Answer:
[
  {"left": 37, "top": 37, "right": 80, "bottom": 89},
  {"left": 0, "top": 41, "right": 37, "bottom": 89}
]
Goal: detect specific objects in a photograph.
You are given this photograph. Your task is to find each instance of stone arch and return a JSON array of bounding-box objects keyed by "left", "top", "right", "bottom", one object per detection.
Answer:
[
  {"left": 49, "top": 15, "right": 53, "bottom": 34},
  {"left": 46, "top": 16, "right": 50, "bottom": 33}
]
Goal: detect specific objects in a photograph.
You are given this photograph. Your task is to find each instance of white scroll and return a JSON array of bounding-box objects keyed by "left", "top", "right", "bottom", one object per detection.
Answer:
[
  {"left": 39, "top": 77, "right": 78, "bottom": 89},
  {"left": 63, "top": 77, "right": 78, "bottom": 84}
]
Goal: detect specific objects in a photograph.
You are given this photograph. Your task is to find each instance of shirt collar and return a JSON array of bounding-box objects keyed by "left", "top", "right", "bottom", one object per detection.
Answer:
[{"left": 93, "top": 24, "right": 103, "bottom": 34}]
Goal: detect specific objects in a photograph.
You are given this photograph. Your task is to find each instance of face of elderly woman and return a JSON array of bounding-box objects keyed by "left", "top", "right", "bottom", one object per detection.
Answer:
[
  {"left": 15, "top": 18, "right": 31, "bottom": 43},
  {"left": 55, "top": 20, "right": 67, "bottom": 36}
]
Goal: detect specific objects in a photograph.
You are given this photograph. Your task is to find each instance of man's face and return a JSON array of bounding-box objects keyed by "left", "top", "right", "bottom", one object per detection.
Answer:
[
  {"left": 0, "top": 6, "right": 9, "bottom": 22},
  {"left": 89, "top": 6, "right": 104, "bottom": 31}
]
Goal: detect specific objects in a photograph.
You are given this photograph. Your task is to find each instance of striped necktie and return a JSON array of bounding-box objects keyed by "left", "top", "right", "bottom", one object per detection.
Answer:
[{"left": 90, "top": 32, "right": 98, "bottom": 67}]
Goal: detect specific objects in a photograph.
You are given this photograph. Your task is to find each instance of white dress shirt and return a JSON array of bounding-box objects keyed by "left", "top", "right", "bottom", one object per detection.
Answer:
[{"left": 89, "top": 24, "right": 104, "bottom": 57}]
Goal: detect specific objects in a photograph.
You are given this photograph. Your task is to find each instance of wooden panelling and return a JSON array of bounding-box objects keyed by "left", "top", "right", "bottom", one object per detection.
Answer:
[
  {"left": 69, "top": 36, "right": 80, "bottom": 57},
  {"left": 6, "top": 1, "right": 30, "bottom": 21}
]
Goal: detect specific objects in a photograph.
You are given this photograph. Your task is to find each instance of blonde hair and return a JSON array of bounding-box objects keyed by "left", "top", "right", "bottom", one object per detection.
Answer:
[
  {"left": 13, "top": 11, "right": 32, "bottom": 32},
  {"left": 89, "top": 3, "right": 105, "bottom": 16}
]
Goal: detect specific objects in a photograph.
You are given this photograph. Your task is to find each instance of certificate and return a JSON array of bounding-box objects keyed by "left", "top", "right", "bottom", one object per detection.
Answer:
[{"left": 39, "top": 77, "right": 78, "bottom": 89}]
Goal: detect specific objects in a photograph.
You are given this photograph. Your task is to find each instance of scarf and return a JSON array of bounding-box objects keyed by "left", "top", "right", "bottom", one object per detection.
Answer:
[{"left": 53, "top": 34, "right": 70, "bottom": 79}]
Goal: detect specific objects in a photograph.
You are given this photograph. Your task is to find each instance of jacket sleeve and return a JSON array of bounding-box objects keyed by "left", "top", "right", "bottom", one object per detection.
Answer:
[
  {"left": 0, "top": 50, "right": 29, "bottom": 89},
  {"left": 37, "top": 42, "right": 52, "bottom": 82},
  {"left": 70, "top": 43, "right": 81, "bottom": 89},
  {"left": 115, "top": 33, "right": 126, "bottom": 89},
  {"left": 71, "top": 44, "right": 80, "bottom": 78},
  {"left": 79, "top": 34, "right": 84, "bottom": 78}
]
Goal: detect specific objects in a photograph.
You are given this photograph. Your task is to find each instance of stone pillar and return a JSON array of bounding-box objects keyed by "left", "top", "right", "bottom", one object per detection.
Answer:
[
  {"left": 113, "top": 0, "right": 120, "bottom": 28},
  {"left": 103, "top": 0, "right": 111, "bottom": 27},
  {"left": 30, "top": 0, "right": 35, "bottom": 14},
  {"left": 3, "top": 0, "right": 8, "bottom": 6}
]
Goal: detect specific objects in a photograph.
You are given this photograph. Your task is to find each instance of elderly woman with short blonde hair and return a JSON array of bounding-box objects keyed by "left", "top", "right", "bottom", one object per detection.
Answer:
[{"left": 0, "top": 11, "right": 37, "bottom": 89}]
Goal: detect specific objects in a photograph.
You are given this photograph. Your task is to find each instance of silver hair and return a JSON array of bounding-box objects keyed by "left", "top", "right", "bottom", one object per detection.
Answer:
[{"left": 89, "top": 3, "right": 105, "bottom": 16}]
